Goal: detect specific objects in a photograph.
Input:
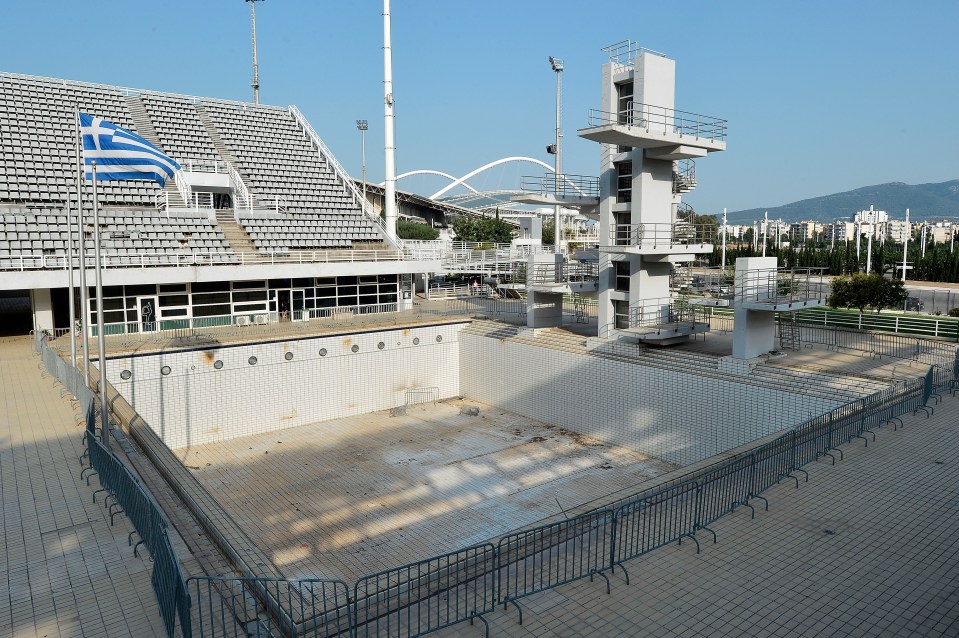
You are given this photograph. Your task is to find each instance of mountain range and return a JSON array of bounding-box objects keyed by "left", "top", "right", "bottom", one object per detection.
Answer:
[{"left": 725, "top": 179, "right": 959, "bottom": 225}]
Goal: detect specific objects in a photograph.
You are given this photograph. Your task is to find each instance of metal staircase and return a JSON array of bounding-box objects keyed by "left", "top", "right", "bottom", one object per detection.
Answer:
[
  {"left": 779, "top": 312, "right": 801, "bottom": 350},
  {"left": 672, "top": 159, "right": 697, "bottom": 194}
]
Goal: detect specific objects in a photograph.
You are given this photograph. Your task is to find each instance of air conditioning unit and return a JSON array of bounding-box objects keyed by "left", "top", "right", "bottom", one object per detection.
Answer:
[
  {"left": 236, "top": 316, "right": 251, "bottom": 327},
  {"left": 254, "top": 314, "right": 269, "bottom": 325}
]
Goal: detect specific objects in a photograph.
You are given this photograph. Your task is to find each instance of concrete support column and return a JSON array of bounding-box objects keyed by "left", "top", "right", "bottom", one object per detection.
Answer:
[
  {"left": 526, "top": 290, "right": 564, "bottom": 328},
  {"left": 732, "top": 306, "right": 776, "bottom": 359},
  {"left": 30, "top": 288, "right": 55, "bottom": 333}
]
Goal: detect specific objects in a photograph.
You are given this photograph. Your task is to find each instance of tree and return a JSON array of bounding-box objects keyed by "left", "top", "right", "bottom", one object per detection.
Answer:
[
  {"left": 828, "top": 273, "right": 908, "bottom": 313},
  {"left": 396, "top": 219, "right": 439, "bottom": 240},
  {"left": 451, "top": 210, "right": 513, "bottom": 243}
]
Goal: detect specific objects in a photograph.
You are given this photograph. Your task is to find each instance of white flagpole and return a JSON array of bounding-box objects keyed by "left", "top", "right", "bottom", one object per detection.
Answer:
[
  {"left": 66, "top": 176, "right": 76, "bottom": 370},
  {"left": 901, "top": 208, "right": 910, "bottom": 282},
  {"left": 91, "top": 161, "right": 110, "bottom": 448},
  {"left": 75, "top": 108, "right": 90, "bottom": 387},
  {"left": 721, "top": 207, "right": 727, "bottom": 272}
]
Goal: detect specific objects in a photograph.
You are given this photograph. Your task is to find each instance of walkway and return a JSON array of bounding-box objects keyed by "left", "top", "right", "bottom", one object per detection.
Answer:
[
  {"left": 0, "top": 337, "right": 166, "bottom": 638},
  {"left": 439, "top": 393, "right": 959, "bottom": 637}
]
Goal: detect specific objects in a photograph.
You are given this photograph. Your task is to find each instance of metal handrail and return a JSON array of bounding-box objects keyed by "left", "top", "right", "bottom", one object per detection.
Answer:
[
  {"left": 601, "top": 40, "right": 668, "bottom": 64},
  {"left": 736, "top": 267, "right": 828, "bottom": 305},
  {"left": 0, "top": 248, "right": 408, "bottom": 271},
  {"left": 586, "top": 102, "right": 727, "bottom": 142},
  {"left": 519, "top": 261, "right": 599, "bottom": 285},
  {"left": 288, "top": 104, "right": 398, "bottom": 248},
  {"left": 627, "top": 296, "right": 702, "bottom": 329},
  {"left": 226, "top": 163, "right": 252, "bottom": 211},
  {"left": 610, "top": 222, "right": 715, "bottom": 247},
  {"left": 0, "top": 70, "right": 287, "bottom": 111},
  {"left": 519, "top": 173, "right": 600, "bottom": 198}
]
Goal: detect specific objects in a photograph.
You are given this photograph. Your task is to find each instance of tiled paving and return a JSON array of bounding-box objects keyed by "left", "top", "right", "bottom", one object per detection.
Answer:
[
  {"left": 8, "top": 325, "right": 959, "bottom": 637},
  {"left": 179, "top": 399, "right": 677, "bottom": 582},
  {"left": 437, "top": 393, "right": 959, "bottom": 637},
  {"left": 0, "top": 337, "right": 167, "bottom": 638}
]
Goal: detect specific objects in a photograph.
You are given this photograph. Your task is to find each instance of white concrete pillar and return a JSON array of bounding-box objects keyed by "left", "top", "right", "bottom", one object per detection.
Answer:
[{"left": 30, "top": 288, "right": 55, "bottom": 333}]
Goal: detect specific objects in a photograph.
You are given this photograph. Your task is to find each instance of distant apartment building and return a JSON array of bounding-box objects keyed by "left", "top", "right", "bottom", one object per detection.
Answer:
[
  {"left": 853, "top": 206, "right": 888, "bottom": 225},
  {"left": 886, "top": 220, "right": 910, "bottom": 243},
  {"left": 930, "top": 225, "right": 953, "bottom": 244},
  {"left": 789, "top": 220, "right": 818, "bottom": 242},
  {"left": 826, "top": 221, "right": 855, "bottom": 242}
]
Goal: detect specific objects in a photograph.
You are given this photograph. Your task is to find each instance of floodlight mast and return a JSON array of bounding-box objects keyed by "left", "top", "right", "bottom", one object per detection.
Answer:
[
  {"left": 356, "top": 120, "right": 368, "bottom": 215},
  {"left": 549, "top": 56, "right": 564, "bottom": 248},
  {"left": 383, "top": 0, "right": 397, "bottom": 241},
  {"left": 247, "top": 0, "right": 264, "bottom": 104}
]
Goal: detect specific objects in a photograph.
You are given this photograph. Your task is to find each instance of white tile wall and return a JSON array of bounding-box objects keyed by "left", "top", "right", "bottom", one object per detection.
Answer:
[
  {"left": 459, "top": 333, "right": 841, "bottom": 466},
  {"left": 106, "top": 323, "right": 466, "bottom": 448}
]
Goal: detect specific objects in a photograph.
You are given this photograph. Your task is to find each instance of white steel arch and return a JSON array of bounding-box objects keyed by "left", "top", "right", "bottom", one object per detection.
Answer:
[
  {"left": 429, "top": 156, "right": 555, "bottom": 199},
  {"left": 381, "top": 170, "right": 481, "bottom": 195}
]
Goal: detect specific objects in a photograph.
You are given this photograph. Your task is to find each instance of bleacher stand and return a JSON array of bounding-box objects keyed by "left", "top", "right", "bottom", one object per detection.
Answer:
[{"left": 0, "top": 71, "right": 388, "bottom": 266}]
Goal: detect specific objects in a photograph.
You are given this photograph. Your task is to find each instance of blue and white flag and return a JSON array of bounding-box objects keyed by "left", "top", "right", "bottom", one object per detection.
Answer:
[{"left": 80, "top": 113, "right": 180, "bottom": 186}]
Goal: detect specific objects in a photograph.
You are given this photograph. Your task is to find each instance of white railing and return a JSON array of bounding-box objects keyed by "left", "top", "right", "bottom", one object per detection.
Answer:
[
  {"left": 288, "top": 104, "right": 398, "bottom": 248},
  {"left": 0, "top": 248, "right": 410, "bottom": 271},
  {"left": 175, "top": 171, "right": 191, "bottom": 207},
  {"left": 179, "top": 160, "right": 230, "bottom": 174},
  {"left": 226, "top": 163, "right": 252, "bottom": 211},
  {"left": 262, "top": 196, "right": 289, "bottom": 213}
]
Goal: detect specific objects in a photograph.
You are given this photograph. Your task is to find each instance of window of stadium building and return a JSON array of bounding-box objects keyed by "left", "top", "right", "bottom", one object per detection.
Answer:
[{"left": 83, "top": 276, "right": 400, "bottom": 333}]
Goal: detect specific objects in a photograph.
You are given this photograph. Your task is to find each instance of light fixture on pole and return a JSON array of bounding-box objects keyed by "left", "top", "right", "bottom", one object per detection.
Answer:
[
  {"left": 246, "top": 0, "right": 265, "bottom": 104},
  {"left": 549, "top": 55, "right": 563, "bottom": 249},
  {"left": 356, "top": 119, "right": 368, "bottom": 213}
]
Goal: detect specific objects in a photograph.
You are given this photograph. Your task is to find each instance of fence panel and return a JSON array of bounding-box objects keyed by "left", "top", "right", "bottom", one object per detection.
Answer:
[
  {"left": 696, "top": 455, "right": 754, "bottom": 529},
  {"left": 353, "top": 544, "right": 495, "bottom": 638},
  {"left": 829, "top": 399, "right": 866, "bottom": 448},
  {"left": 751, "top": 432, "right": 796, "bottom": 494},
  {"left": 793, "top": 414, "right": 832, "bottom": 467},
  {"left": 612, "top": 481, "right": 698, "bottom": 566},
  {"left": 497, "top": 510, "right": 612, "bottom": 606},
  {"left": 188, "top": 576, "right": 351, "bottom": 638}
]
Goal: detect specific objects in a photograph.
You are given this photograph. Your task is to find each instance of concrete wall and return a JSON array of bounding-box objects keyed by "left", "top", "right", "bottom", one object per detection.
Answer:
[
  {"left": 459, "top": 333, "right": 841, "bottom": 466},
  {"left": 107, "top": 322, "right": 466, "bottom": 449}
]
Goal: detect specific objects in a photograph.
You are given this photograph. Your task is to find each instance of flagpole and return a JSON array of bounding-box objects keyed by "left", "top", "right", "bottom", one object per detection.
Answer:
[
  {"left": 75, "top": 108, "right": 90, "bottom": 387},
  {"left": 91, "top": 161, "right": 110, "bottom": 448},
  {"left": 66, "top": 176, "right": 76, "bottom": 370}
]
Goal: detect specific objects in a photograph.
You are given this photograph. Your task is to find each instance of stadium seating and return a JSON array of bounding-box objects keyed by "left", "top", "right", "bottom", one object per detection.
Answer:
[
  {"left": 0, "top": 72, "right": 386, "bottom": 264},
  {"left": 0, "top": 205, "right": 234, "bottom": 267},
  {"left": 140, "top": 95, "right": 220, "bottom": 165},
  {"left": 0, "top": 74, "right": 159, "bottom": 206}
]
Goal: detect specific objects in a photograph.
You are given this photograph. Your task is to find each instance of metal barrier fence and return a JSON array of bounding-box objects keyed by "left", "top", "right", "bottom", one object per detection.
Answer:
[
  {"left": 354, "top": 544, "right": 496, "bottom": 638},
  {"left": 497, "top": 510, "right": 613, "bottom": 623},
  {"left": 34, "top": 332, "right": 949, "bottom": 638},
  {"left": 38, "top": 336, "right": 192, "bottom": 638},
  {"left": 188, "top": 577, "right": 351, "bottom": 638}
]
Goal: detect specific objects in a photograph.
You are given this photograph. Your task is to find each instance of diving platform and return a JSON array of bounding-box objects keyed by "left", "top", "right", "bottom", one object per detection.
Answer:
[{"left": 578, "top": 105, "right": 726, "bottom": 158}]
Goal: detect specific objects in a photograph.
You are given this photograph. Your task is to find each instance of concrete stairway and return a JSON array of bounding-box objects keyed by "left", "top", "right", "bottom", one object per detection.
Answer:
[
  {"left": 194, "top": 105, "right": 261, "bottom": 208},
  {"left": 125, "top": 96, "right": 186, "bottom": 208},
  {"left": 214, "top": 209, "right": 258, "bottom": 256},
  {"left": 124, "top": 95, "right": 163, "bottom": 150}
]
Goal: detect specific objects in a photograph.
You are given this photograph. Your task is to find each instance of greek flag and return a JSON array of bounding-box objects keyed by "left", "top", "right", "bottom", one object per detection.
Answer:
[{"left": 80, "top": 112, "right": 180, "bottom": 186}]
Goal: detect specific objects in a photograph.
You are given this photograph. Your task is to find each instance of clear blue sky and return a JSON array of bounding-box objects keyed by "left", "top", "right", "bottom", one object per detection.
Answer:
[{"left": 3, "top": 1, "right": 957, "bottom": 214}]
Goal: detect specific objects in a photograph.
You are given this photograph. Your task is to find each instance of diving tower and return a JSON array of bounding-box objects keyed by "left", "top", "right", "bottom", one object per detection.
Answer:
[{"left": 579, "top": 41, "right": 724, "bottom": 344}]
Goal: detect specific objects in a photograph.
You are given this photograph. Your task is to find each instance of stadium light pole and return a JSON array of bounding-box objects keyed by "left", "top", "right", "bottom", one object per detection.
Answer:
[
  {"left": 246, "top": 0, "right": 264, "bottom": 104},
  {"left": 356, "top": 120, "right": 368, "bottom": 213},
  {"left": 549, "top": 56, "right": 564, "bottom": 249},
  {"left": 383, "top": 0, "right": 398, "bottom": 242},
  {"left": 721, "top": 207, "right": 727, "bottom": 271}
]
